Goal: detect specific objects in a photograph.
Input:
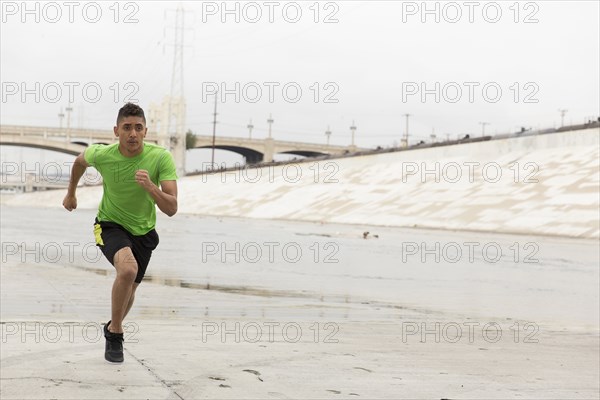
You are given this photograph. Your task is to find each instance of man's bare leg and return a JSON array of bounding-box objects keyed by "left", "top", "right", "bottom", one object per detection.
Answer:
[
  {"left": 124, "top": 283, "right": 139, "bottom": 319},
  {"left": 109, "top": 247, "right": 138, "bottom": 334}
]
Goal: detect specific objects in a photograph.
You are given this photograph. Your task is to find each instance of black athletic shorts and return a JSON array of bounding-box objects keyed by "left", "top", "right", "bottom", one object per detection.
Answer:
[{"left": 93, "top": 218, "right": 159, "bottom": 283}]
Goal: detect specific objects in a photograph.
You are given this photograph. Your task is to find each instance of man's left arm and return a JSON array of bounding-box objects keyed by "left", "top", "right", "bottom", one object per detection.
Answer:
[{"left": 135, "top": 170, "right": 178, "bottom": 217}]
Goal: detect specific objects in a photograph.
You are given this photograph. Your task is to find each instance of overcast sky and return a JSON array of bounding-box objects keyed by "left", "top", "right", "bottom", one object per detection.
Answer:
[{"left": 1, "top": 0, "right": 599, "bottom": 150}]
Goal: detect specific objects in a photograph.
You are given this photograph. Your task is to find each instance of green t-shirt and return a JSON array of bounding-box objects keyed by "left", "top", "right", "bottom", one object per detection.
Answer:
[{"left": 85, "top": 143, "right": 178, "bottom": 236}]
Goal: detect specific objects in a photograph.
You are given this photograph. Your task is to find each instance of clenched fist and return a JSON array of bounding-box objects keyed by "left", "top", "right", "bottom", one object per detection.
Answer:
[
  {"left": 63, "top": 194, "right": 77, "bottom": 211},
  {"left": 135, "top": 169, "right": 155, "bottom": 192}
]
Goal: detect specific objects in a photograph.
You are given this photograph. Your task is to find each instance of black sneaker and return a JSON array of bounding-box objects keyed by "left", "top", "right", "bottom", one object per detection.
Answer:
[{"left": 104, "top": 321, "right": 124, "bottom": 363}]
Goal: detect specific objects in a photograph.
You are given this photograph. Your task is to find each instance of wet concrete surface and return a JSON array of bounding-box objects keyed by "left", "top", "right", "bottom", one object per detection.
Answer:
[{"left": 1, "top": 205, "right": 599, "bottom": 399}]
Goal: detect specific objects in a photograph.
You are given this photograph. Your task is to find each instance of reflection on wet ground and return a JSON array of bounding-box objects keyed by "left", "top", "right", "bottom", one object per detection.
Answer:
[
  {"left": 2, "top": 206, "right": 599, "bottom": 399},
  {"left": 2, "top": 205, "right": 599, "bottom": 328},
  {"left": 62, "top": 262, "right": 477, "bottom": 322}
]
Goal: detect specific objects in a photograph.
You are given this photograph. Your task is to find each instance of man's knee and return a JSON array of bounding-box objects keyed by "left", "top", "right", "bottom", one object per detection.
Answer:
[
  {"left": 113, "top": 248, "right": 138, "bottom": 281},
  {"left": 118, "top": 266, "right": 138, "bottom": 282}
]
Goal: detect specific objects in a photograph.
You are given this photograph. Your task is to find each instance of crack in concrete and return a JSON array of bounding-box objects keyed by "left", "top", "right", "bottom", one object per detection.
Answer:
[
  {"left": 0, "top": 376, "right": 157, "bottom": 388},
  {"left": 126, "top": 350, "right": 184, "bottom": 400}
]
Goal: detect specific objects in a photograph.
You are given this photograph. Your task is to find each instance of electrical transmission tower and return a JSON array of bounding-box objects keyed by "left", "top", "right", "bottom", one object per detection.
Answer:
[{"left": 156, "top": 4, "right": 188, "bottom": 177}]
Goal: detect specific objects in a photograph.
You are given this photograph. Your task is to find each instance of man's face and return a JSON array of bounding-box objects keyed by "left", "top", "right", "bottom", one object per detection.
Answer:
[{"left": 114, "top": 116, "right": 147, "bottom": 156}]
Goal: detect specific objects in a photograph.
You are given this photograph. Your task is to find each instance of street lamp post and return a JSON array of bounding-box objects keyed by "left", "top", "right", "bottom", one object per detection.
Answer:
[
  {"left": 479, "top": 122, "right": 490, "bottom": 137},
  {"left": 247, "top": 119, "right": 254, "bottom": 139},
  {"left": 58, "top": 108, "right": 65, "bottom": 130},
  {"left": 558, "top": 109, "right": 568, "bottom": 127},
  {"left": 65, "top": 104, "right": 73, "bottom": 142},
  {"left": 267, "top": 114, "right": 274, "bottom": 139}
]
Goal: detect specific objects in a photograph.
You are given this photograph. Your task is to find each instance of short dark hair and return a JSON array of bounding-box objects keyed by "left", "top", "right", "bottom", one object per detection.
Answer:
[{"left": 117, "top": 103, "right": 146, "bottom": 125}]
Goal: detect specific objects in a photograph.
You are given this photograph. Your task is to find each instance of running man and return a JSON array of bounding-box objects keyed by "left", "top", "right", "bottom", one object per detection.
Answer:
[{"left": 62, "top": 103, "right": 178, "bottom": 363}]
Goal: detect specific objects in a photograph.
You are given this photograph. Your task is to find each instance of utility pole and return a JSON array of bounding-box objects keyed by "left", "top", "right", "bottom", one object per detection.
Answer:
[
  {"left": 247, "top": 119, "right": 254, "bottom": 139},
  {"left": 558, "top": 109, "right": 568, "bottom": 127},
  {"left": 403, "top": 113, "right": 411, "bottom": 147},
  {"left": 211, "top": 91, "right": 218, "bottom": 167}
]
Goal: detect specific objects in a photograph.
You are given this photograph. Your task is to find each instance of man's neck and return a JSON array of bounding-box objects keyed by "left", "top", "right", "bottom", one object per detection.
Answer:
[{"left": 118, "top": 144, "right": 144, "bottom": 158}]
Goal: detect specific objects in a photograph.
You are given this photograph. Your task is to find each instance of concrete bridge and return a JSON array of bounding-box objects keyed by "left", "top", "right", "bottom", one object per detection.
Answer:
[
  {"left": 191, "top": 135, "right": 355, "bottom": 164},
  {"left": 0, "top": 125, "right": 140, "bottom": 155},
  {"left": 0, "top": 125, "right": 359, "bottom": 164}
]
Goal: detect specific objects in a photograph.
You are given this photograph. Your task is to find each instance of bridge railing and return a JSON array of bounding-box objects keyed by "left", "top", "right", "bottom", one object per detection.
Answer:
[
  {"left": 1, "top": 125, "right": 356, "bottom": 151},
  {"left": 0, "top": 125, "right": 158, "bottom": 143},
  {"left": 192, "top": 136, "right": 355, "bottom": 150},
  {"left": 0, "top": 125, "right": 115, "bottom": 140},
  {"left": 1, "top": 124, "right": 109, "bottom": 135}
]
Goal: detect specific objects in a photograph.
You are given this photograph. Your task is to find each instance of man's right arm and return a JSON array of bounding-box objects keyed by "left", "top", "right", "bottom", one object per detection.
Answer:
[{"left": 63, "top": 152, "right": 90, "bottom": 212}]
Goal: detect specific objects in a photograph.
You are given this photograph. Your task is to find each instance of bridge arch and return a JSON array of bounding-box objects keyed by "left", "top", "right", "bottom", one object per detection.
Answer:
[
  {"left": 0, "top": 141, "right": 84, "bottom": 156},
  {"left": 276, "top": 150, "right": 330, "bottom": 158}
]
